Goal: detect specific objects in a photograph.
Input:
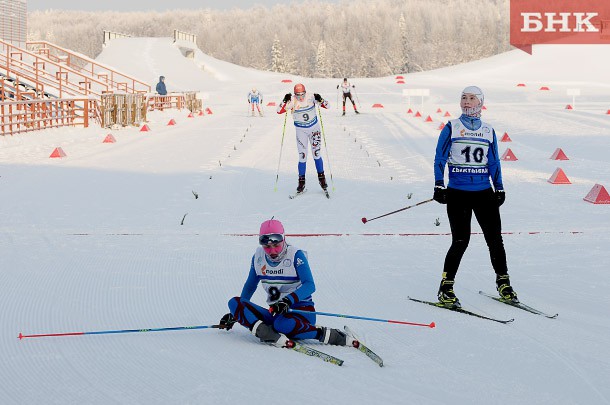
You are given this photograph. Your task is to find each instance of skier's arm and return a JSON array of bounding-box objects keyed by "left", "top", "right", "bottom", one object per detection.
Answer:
[
  {"left": 314, "top": 93, "right": 329, "bottom": 109},
  {"left": 240, "top": 256, "right": 259, "bottom": 300},
  {"left": 277, "top": 94, "right": 292, "bottom": 114},
  {"left": 487, "top": 129, "right": 504, "bottom": 191},
  {"left": 434, "top": 122, "right": 453, "bottom": 186},
  {"left": 283, "top": 250, "right": 316, "bottom": 304}
]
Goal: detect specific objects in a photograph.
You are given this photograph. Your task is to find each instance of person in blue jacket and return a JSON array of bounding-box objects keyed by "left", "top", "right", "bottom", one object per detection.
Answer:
[
  {"left": 219, "top": 218, "right": 354, "bottom": 348},
  {"left": 155, "top": 76, "right": 167, "bottom": 95},
  {"left": 433, "top": 86, "right": 518, "bottom": 308}
]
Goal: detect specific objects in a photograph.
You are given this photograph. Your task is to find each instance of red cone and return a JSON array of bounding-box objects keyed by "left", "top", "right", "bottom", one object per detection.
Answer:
[
  {"left": 550, "top": 148, "right": 569, "bottom": 160},
  {"left": 372, "top": 103, "right": 384, "bottom": 108},
  {"left": 140, "top": 124, "right": 150, "bottom": 132},
  {"left": 583, "top": 184, "right": 610, "bottom": 204},
  {"left": 500, "top": 132, "right": 512, "bottom": 142},
  {"left": 103, "top": 134, "right": 116, "bottom": 143},
  {"left": 49, "top": 147, "right": 66, "bottom": 158},
  {"left": 167, "top": 119, "right": 176, "bottom": 126},
  {"left": 501, "top": 148, "right": 518, "bottom": 161},
  {"left": 548, "top": 168, "right": 571, "bottom": 184}
]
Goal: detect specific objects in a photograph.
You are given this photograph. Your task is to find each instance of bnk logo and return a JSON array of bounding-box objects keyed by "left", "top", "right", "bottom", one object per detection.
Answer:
[{"left": 510, "top": 0, "right": 610, "bottom": 54}]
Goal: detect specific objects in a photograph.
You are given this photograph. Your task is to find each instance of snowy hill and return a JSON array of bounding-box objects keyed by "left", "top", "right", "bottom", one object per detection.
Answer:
[{"left": 1, "top": 39, "right": 610, "bottom": 404}]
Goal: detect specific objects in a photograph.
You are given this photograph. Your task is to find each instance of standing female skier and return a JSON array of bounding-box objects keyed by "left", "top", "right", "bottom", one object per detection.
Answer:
[{"left": 433, "top": 86, "right": 518, "bottom": 308}]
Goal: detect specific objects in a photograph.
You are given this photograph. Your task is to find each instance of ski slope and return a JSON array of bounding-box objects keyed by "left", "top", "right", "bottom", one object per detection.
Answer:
[{"left": 1, "top": 38, "right": 610, "bottom": 404}]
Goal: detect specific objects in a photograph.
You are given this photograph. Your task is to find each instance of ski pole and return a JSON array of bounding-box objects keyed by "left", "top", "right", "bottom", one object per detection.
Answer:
[
  {"left": 19, "top": 324, "right": 222, "bottom": 340},
  {"left": 317, "top": 105, "right": 335, "bottom": 191},
  {"left": 290, "top": 309, "right": 435, "bottom": 328},
  {"left": 274, "top": 111, "right": 288, "bottom": 192},
  {"left": 362, "top": 198, "right": 434, "bottom": 224}
]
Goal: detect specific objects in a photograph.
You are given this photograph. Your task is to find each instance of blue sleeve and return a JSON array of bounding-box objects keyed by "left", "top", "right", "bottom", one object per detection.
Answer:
[
  {"left": 433, "top": 122, "right": 452, "bottom": 186},
  {"left": 240, "top": 255, "right": 259, "bottom": 300},
  {"left": 285, "top": 250, "right": 316, "bottom": 305},
  {"left": 487, "top": 129, "right": 504, "bottom": 190}
]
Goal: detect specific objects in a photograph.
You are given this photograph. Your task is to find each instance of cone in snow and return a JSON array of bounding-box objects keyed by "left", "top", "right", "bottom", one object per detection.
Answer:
[
  {"left": 425, "top": 115, "right": 433, "bottom": 122},
  {"left": 103, "top": 134, "right": 116, "bottom": 143},
  {"left": 438, "top": 122, "right": 445, "bottom": 130},
  {"left": 583, "top": 184, "right": 610, "bottom": 204},
  {"left": 395, "top": 75, "right": 404, "bottom": 79},
  {"left": 606, "top": 109, "right": 610, "bottom": 115},
  {"left": 281, "top": 79, "right": 292, "bottom": 83},
  {"left": 444, "top": 111, "right": 451, "bottom": 117},
  {"left": 267, "top": 102, "right": 276, "bottom": 106},
  {"left": 550, "top": 148, "right": 569, "bottom": 160},
  {"left": 565, "top": 104, "right": 573, "bottom": 110},
  {"left": 548, "top": 168, "right": 571, "bottom": 184},
  {"left": 500, "top": 132, "right": 512, "bottom": 142},
  {"left": 414, "top": 111, "right": 422, "bottom": 117},
  {"left": 407, "top": 108, "right": 413, "bottom": 114},
  {"left": 396, "top": 80, "right": 405, "bottom": 84},
  {"left": 205, "top": 107, "right": 213, "bottom": 114},
  {"left": 372, "top": 103, "right": 384, "bottom": 108},
  {"left": 540, "top": 86, "right": 550, "bottom": 91},
  {"left": 167, "top": 119, "right": 176, "bottom": 126},
  {"left": 49, "top": 147, "right": 66, "bottom": 158},
  {"left": 187, "top": 112, "right": 194, "bottom": 118},
  {"left": 517, "top": 83, "right": 526, "bottom": 87},
  {"left": 198, "top": 110, "right": 204, "bottom": 116},
  {"left": 501, "top": 148, "right": 518, "bottom": 161},
  {"left": 482, "top": 106, "right": 487, "bottom": 110},
  {"left": 140, "top": 124, "right": 151, "bottom": 132},
  {"left": 436, "top": 108, "right": 442, "bottom": 113}
]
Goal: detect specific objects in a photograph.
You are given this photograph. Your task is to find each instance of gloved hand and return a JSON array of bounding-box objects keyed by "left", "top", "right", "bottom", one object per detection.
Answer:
[
  {"left": 495, "top": 189, "right": 505, "bottom": 207},
  {"left": 282, "top": 93, "right": 291, "bottom": 103},
  {"left": 314, "top": 93, "right": 323, "bottom": 102},
  {"left": 433, "top": 186, "right": 447, "bottom": 204},
  {"left": 219, "top": 313, "right": 236, "bottom": 330},
  {"left": 336, "top": 85, "right": 339, "bottom": 89},
  {"left": 352, "top": 85, "right": 355, "bottom": 88},
  {"left": 269, "top": 297, "right": 291, "bottom": 315}
]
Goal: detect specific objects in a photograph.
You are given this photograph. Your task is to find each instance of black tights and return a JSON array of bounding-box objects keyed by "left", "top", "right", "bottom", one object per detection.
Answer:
[{"left": 443, "top": 187, "right": 508, "bottom": 280}]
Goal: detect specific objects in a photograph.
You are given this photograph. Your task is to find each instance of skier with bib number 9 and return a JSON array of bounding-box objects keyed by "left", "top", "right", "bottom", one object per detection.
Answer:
[
  {"left": 433, "top": 86, "right": 518, "bottom": 309},
  {"left": 218, "top": 218, "right": 353, "bottom": 348},
  {"left": 277, "top": 83, "right": 329, "bottom": 195}
]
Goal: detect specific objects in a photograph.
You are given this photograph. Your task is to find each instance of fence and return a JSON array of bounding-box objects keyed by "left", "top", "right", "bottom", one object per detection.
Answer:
[
  {"left": 1, "top": 98, "right": 99, "bottom": 135},
  {"left": 99, "top": 93, "right": 147, "bottom": 128},
  {"left": 173, "top": 30, "right": 197, "bottom": 44},
  {"left": 103, "top": 31, "right": 132, "bottom": 46},
  {"left": 148, "top": 92, "right": 202, "bottom": 113}
]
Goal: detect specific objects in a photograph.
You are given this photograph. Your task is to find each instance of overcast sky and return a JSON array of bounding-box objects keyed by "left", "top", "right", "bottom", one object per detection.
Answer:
[{"left": 27, "top": 0, "right": 339, "bottom": 12}]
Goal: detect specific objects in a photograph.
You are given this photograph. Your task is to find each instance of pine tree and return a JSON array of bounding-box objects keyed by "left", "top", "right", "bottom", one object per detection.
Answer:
[
  {"left": 314, "top": 40, "right": 330, "bottom": 77},
  {"left": 270, "top": 35, "right": 285, "bottom": 73}
]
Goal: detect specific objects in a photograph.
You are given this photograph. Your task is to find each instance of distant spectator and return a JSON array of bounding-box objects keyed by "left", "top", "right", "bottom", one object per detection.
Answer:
[{"left": 156, "top": 76, "right": 167, "bottom": 95}]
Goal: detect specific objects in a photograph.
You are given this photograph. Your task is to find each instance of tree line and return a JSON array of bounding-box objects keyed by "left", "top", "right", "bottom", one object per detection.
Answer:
[{"left": 28, "top": 0, "right": 510, "bottom": 78}]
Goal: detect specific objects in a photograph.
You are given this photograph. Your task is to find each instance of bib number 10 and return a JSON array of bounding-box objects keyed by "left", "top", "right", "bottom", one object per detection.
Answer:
[{"left": 461, "top": 146, "right": 484, "bottom": 163}]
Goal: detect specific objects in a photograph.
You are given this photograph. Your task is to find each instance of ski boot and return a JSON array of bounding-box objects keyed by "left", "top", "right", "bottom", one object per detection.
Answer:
[
  {"left": 318, "top": 327, "right": 356, "bottom": 347},
  {"left": 342, "top": 111, "right": 346, "bottom": 116},
  {"left": 317, "top": 171, "right": 328, "bottom": 191},
  {"left": 251, "top": 320, "right": 294, "bottom": 348},
  {"left": 437, "top": 278, "right": 461, "bottom": 308},
  {"left": 296, "top": 175, "right": 306, "bottom": 194},
  {"left": 355, "top": 109, "right": 360, "bottom": 114},
  {"left": 496, "top": 275, "right": 519, "bottom": 303}
]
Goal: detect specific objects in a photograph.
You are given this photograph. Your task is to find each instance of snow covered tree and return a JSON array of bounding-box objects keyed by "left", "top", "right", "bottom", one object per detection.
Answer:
[
  {"left": 314, "top": 40, "right": 330, "bottom": 78},
  {"left": 270, "top": 35, "right": 285, "bottom": 73}
]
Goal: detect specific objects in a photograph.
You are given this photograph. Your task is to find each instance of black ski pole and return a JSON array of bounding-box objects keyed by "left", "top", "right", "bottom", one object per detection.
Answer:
[{"left": 362, "top": 198, "right": 433, "bottom": 224}]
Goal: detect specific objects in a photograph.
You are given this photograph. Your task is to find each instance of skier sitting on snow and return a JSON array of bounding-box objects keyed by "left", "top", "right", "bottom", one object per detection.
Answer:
[
  {"left": 277, "top": 83, "right": 329, "bottom": 195},
  {"left": 337, "top": 78, "right": 359, "bottom": 116},
  {"left": 247, "top": 87, "right": 263, "bottom": 116},
  {"left": 219, "top": 218, "right": 355, "bottom": 348}
]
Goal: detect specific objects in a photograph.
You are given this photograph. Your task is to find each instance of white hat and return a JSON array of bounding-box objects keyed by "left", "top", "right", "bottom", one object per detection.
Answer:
[{"left": 461, "top": 86, "right": 484, "bottom": 106}]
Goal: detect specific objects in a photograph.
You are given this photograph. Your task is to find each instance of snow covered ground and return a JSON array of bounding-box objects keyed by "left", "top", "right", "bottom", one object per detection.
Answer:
[{"left": 1, "top": 38, "right": 610, "bottom": 404}]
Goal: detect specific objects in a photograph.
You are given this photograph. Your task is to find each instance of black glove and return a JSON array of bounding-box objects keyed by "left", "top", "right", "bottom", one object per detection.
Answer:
[
  {"left": 269, "top": 297, "right": 291, "bottom": 315},
  {"left": 495, "top": 189, "right": 505, "bottom": 207},
  {"left": 336, "top": 85, "right": 339, "bottom": 89},
  {"left": 433, "top": 186, "right": 447, "bottom": 204},
  {"left": 282, "top": 93, "right": 291, "bottom": 103},
  {"left": 219, "top": 313, "right": 236, "bottom": 330},
  {"left": 314, "top": 93, "right": 323, "bottom": 102}
]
